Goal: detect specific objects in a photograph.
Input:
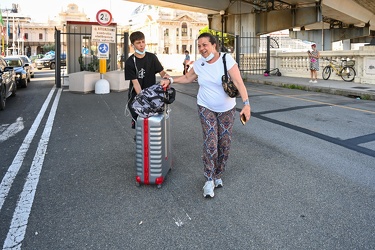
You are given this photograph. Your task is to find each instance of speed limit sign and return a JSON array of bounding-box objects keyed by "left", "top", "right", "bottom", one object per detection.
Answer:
[{"left": 96, "top": 9, "right": 112, "bottom": 26}]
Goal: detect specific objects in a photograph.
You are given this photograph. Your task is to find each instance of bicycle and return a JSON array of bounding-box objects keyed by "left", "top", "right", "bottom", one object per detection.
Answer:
[{"left": 322, "top": 58, "right": 356, "bottom": 82}]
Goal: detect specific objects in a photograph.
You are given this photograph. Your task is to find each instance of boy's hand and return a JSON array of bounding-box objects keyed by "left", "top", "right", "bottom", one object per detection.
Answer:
[{"left": 160, "top": 78, "right": 171, "bottom": 88}]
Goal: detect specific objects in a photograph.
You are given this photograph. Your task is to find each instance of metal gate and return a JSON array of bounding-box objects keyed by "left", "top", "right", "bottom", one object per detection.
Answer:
[
  {"left": 217, "top": 35, "right": 277, "bottom": 76},
  {"left": 54, "top": 26, "right": 128, "bottom": 88}
]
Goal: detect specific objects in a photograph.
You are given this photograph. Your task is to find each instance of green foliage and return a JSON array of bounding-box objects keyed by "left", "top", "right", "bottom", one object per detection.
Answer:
[
  {"left": 78, "top": 54, "right": 111, "bottom": 72},
  {"left": 43, "top": 44, "right": 55, "bottom": 53},
  {"left": 199, "top": 26, "right": 234, "bottom": 51}
]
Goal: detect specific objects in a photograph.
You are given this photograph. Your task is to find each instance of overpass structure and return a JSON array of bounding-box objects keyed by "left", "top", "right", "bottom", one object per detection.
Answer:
[{"left": 127, "top": 0, "right": 375, "bottom": 50}]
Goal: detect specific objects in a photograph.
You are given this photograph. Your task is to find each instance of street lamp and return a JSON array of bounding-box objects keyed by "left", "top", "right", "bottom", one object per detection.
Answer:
[{"left": 220, "top": 10, "right": 225, "bottom": 52}]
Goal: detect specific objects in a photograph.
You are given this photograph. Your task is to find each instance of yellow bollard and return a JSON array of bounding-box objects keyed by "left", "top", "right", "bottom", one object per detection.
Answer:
[{"left": 99, "top": 58, "right": 106, "bottom": 74}]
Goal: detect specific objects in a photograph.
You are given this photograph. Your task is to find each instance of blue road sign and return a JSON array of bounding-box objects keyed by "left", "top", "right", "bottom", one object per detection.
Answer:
[{"left": 98, "top": 43, "right": 109, "bottom": 53}]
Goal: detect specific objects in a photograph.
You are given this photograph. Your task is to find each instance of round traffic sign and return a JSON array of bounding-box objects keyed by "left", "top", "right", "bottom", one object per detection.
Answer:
[{"left": 96, "top": 9, "right": 112, "bottom": 26}]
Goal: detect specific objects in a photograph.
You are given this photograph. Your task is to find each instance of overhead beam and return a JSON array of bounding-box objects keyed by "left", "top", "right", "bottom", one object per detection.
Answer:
[
  {"left": 290, "top": 26, "right": 371, "bottom": 50},
  {"left": 290, "top": 26, "right": 370, "bottom": 42},
  {"left": 125, "top": 0, "right": 230, "bottom": 14},
  {"left": 255, "top": 6, "right": 321, "bottom": 35},
  {"left": 323, "top": 0, "right": 375, "bottom": 26},
  {"left": 330, "top": 26, "right": 371, "bottom": 41}
]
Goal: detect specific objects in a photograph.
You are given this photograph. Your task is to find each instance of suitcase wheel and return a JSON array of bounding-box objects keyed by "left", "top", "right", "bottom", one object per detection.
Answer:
[
  {"left": 157, "top": 184, "right": 162, "bottom": 189},
  {"left": 135, "top": 182, "right": 140, "bottom": 187}
]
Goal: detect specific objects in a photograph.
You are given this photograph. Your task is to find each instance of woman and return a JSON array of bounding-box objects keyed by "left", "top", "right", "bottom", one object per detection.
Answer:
[
  {"left": 308, "top": 43, "right": 320, "bottom": 83},
  {"left": 161, "top": 33, "right": 251, "bottom": 198},
  {"left": 183, "top": 50, "right": 190, "bottom": 75}
]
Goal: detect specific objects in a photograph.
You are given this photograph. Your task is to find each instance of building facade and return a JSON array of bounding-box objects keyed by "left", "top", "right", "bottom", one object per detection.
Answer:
[
  {"left": 0, "top": 3, "right": 89, "bottom": 57},
  {"left": 127, "top": 5, "right": 208, "bottom": 56},
  {"left": 1, "top": 3, "right": 208, "bottom": 59}
]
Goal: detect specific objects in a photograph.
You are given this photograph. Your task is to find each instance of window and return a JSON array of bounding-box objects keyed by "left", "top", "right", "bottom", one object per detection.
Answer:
[
  {"left": 176, "top": 28, "right": 179, "bottom": 37},
  {"left": 164, "top": 29, "right": 169, "bottom": 36},
  {"left": 181, "top": 22, "right": 187, "bottom": 37},
  {"left": 24, "top": 33, "right": 28, "bottom": 40},
  {"left": 176, "top": 45, "right": 179, "bottom": 53},
  {"left": 39, "top": 33, "right": 43, "bottom": 40}
]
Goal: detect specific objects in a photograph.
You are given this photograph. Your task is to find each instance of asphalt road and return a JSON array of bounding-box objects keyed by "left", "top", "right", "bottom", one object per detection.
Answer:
[{"left": 0, "top": 69, "right": 375, "bottom": 249}]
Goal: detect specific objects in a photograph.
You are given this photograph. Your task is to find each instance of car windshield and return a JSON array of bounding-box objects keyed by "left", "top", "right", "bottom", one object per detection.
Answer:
[
  {"left": 5, "top": 59, "right": 22, "bottom": 67},
  {"left": 44, "top": 55, "right": 54, "bottom": 59}
]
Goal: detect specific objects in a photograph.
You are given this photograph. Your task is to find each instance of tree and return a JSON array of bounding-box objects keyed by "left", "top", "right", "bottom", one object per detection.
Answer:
[{"left": 43, "top": 44, "right": 55, "bottom": 53}]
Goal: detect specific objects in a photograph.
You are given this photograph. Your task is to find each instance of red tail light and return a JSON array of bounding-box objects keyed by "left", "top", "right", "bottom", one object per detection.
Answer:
[
  {"left": 136, "top": 176, "right": 141, "bottom": 183},
  {"left": 155, "top": 177, "right": 164, "bottom": 185}
]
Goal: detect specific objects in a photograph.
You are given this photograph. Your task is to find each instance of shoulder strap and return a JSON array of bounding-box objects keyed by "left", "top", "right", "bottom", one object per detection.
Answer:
[
  {"left": 222, "top": 53, "right": 228, "bottom": 82},
  {"left": 132, "top": 55, "right": 139, "bottom": 76}
]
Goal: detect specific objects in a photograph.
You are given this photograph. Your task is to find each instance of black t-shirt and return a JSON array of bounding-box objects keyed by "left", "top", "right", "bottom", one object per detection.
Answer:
[{"left": 125, "top": 52, "right": 163, "bottom": 99}]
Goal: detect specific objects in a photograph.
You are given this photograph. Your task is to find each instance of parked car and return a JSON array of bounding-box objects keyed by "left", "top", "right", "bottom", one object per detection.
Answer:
[
  {"left": 19, "top": 55, "right": 35, "bottom": 78},
  {"left": 4, "top": 56, "right": 31, "bottom": 88},
  {"left": 0, "top": 57, "right": 17, "bottom": 111},
  {"left": 30, "top": 54, "right": 44, "bottom": 63},
  {"left": 35, "top": 54, "right": 66, "bottom": 70}
]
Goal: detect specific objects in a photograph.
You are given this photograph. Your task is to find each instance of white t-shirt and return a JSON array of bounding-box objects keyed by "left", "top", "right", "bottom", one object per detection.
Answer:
[{"left": 193, "top": 53, "right": 237, "bottom": 112}]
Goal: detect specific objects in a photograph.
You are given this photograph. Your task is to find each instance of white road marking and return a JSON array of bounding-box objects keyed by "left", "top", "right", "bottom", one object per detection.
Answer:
[
  {"left": 3, "top": 88, "right": 62, "bottom": 249},
  {"left": 0, "top": 117, "right": 24, "bottom": 143},
  {"left": 0, "top": 87, "right": 55, "bottom": 211}
]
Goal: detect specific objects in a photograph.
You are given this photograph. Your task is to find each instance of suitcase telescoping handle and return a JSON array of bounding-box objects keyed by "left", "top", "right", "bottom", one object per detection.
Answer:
[{"left": 163, "top": 86, "right": 168, "bottom": 160}]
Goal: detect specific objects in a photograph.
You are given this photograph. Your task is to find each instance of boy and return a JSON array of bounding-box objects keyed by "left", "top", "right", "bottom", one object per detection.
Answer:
[{"left": 125, "top": 31, "right": 171, "bottom": 129}]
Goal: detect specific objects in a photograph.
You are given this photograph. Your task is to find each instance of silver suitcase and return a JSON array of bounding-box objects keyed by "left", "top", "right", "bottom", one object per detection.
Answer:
[{"left": 135, "top": 108, "right": 172, "bottom": 188}]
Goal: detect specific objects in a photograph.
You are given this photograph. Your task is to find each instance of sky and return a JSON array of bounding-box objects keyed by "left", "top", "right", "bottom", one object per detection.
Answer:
[{"left": 1, "top": 0, "right": 141, "bottom": 24}]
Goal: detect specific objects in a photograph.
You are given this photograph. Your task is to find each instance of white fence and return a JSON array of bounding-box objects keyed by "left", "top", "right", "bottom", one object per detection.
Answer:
[
  {"left": 155, "top": 46, "right": 375, "bottom": 85},
  {"left": 271, "top": 46, "right": 375, "bottom": 84}
]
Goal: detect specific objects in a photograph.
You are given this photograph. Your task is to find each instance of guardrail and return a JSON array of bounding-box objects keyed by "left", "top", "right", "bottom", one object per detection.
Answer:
[{"left": 270, "top": 46, "right": 375, "bottom": 84}]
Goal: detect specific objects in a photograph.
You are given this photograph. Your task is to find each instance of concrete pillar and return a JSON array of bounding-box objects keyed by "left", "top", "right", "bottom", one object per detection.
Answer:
[{"left": 343, "top": 39, "right": 351, "bottom": 50}]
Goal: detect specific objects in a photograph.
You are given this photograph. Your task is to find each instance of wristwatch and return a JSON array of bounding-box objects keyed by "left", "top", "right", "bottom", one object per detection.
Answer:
[
  {"left": 168, "top": 77, "right": 174, "bottom": 84},
  {"left": 243, "top": 99, "right": 250, "bottom": 106}
]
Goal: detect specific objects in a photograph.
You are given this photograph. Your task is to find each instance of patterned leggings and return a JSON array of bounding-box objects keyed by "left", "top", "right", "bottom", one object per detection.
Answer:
[{"left": 198, "top": 105, "right": 236, "bottom": 180}]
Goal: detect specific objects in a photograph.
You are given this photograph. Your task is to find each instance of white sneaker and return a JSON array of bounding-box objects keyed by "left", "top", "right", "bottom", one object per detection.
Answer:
[
  {"left": 203, "top": 180, "right": 214, "bottom": 198},
  {"left": 214, "top": 179, "right": 223, "bottom": 188},
  {"left": 312, "top": 80, "right": 317, "bottom": 83},
  {"left": 309, "top": 80, "right": 313, "bottom": 83}
]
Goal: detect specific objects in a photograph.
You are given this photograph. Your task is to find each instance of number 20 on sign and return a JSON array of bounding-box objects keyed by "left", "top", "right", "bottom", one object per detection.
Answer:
[{"left": 96, "top": 9, "right": 112, "bottom": 26}]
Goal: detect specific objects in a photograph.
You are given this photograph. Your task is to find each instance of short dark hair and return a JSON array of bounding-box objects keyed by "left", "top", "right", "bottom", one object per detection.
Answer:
[
  {"left": 130, "top": 31, "right": 145, "bottom": 44},
  {"left": 197, "top": 33, "right": 217, "bottom": 45},
  {"left": 185, "top": 50, "right": 189, "bottom": 53}
]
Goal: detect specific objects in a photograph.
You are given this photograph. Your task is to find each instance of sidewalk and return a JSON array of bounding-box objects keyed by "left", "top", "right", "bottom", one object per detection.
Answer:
[
  {"left": 246, "top": 75, "right": 375, "bottom": 101},
  {"left": 63, "top": 70, "right": 375, "bottom": 101}
]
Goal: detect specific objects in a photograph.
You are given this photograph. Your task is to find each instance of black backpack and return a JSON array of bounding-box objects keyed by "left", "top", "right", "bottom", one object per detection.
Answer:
[{"left": 130, "top": 84, "right": 176, "bottom": 118}]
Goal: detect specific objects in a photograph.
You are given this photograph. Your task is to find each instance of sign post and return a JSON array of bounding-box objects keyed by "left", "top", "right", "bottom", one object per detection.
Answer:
[{"left": 94, "top": 9, "right": 113, "bottom": 94}]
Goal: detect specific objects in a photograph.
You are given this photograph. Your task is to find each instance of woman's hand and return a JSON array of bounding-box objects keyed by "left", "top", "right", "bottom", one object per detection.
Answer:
[{"left": 240, "top": 104, "right": 251, "bottom": 123}]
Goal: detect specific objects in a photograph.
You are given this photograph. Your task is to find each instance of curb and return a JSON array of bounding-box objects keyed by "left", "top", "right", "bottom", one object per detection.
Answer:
[{"left": 248, "top": 79, "right": 375, "bottom": 101}]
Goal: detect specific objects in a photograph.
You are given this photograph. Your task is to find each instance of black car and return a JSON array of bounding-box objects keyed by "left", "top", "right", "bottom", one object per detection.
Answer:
[
  {"left": 4, "top": 56, "right": 31, "bottom": 88},
  {"left": 35, "top": 54, "right": 66, "bottom": 70},
  {"left": 0, "top": 57, "right": 17, "bottom": 110}
]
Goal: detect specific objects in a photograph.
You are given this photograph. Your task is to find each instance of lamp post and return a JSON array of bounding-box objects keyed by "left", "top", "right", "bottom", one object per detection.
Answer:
[{"left": 220, "top": 10, "right": 225, "bottom": 52}]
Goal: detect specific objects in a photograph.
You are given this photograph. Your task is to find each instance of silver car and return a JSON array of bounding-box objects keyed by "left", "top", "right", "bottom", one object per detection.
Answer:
[
  {"left": 19, "top": 55, "right": 35, "bottom": 78},
  {"left": 4, "top": 56, "right": 31, "bottom": 88}
]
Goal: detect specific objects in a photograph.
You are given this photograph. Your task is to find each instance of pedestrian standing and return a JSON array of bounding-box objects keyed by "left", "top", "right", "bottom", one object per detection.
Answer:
[
  {"left": 308, "top": 43, "right": 320, "bottom": 83},
  {"left": 183, "top": 50, "right": 190, "bottom": 75},
  {"left": 160, "top": 33, "right": 251, "bottom": 198}
]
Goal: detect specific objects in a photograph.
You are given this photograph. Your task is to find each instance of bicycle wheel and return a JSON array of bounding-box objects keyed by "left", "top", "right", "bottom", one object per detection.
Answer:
[
  {"left": 340, "top": 66, "right": 356, "bottom": 82},
  {"left": 322, "top": 66, "right": 331, "bottom": 80}
]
